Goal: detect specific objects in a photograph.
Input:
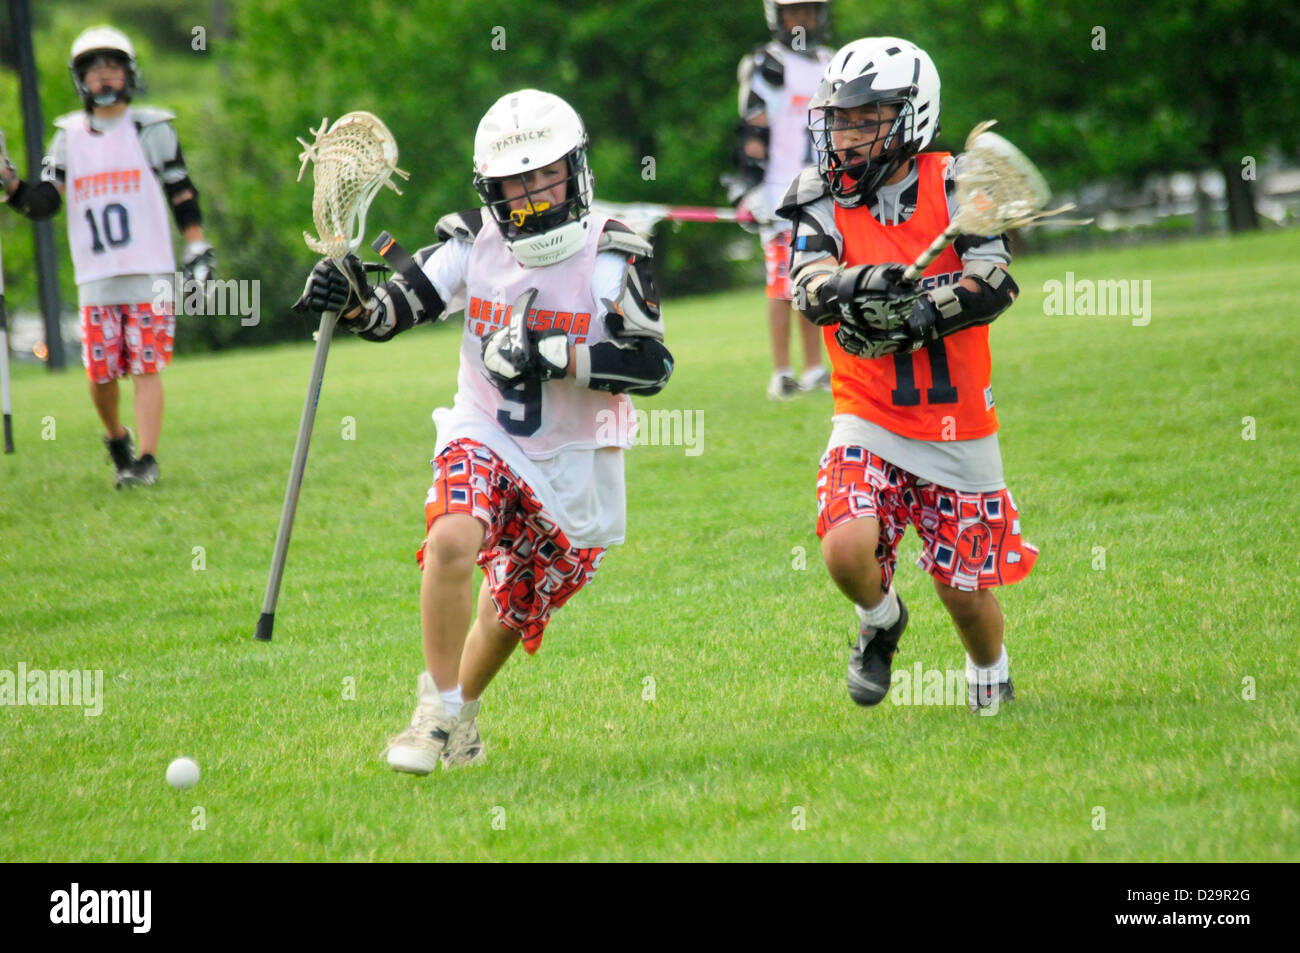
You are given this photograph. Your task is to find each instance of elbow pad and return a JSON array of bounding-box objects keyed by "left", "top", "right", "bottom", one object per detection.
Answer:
[
  {"left": 579, "top": 337, "right": 674, "bottom": 396},
  {"left": 7, "top": 179, "right": 62, "bottom": 220},
  {"left": 910, "top": 262, "right": 1020, "bottom": 341},
  {"left": 165, "top": 176, "right": 202, "bottom": 228},
  {"left": 732, "top": 121, "right": 769, "bottom": 187},
  {"left": 792, "top": 268, "right": 843, "bottom": 326}
]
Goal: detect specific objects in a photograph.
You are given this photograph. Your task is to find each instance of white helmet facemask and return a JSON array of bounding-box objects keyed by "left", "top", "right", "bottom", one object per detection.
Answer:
[{"left": 472, "top": 89, "right": 596, "bottom": 268}]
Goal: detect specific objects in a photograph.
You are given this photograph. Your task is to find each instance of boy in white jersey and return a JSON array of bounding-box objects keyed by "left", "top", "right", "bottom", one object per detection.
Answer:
[
  {"left": 295, "top": 90, "right": 673, "bottom": 772},
  {"left": 730, "top": 0, "right": 834, "bottom": 399},
  {"left": 0, "top": 26, "right": 214, "bottom": 488}
]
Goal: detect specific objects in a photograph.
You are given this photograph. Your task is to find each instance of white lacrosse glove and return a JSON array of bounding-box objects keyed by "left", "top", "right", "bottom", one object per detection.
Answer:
[
  {"left": 737, "top": 186, "right": 774, "bottom": 228},
  {"left": 182, "top": 240, "right": 216, "bottom": 284},
  {"left": 482, "top": 326, "right": 569, "bottom": 391}
]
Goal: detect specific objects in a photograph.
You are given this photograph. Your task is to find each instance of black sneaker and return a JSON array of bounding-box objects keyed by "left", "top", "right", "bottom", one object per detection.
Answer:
[
  {"left": 104, "top": 429, "right": 136, "bottom": 488},
  {"left": 847, "top": 596, "right": 908, "bottom": 707},
  {"left": 969, "top": 676, "right": 1015, "bottom": 713},
  {"left": 126, "top": 454, "right": 159, "bottom": 486}
]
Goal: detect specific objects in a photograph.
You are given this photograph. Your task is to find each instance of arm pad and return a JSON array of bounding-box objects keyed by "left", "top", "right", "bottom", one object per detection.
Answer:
[
  {"left": 911, "top": 261, "right": 1020, "bottom": 341},
  {"left": 6, "top": 179, "right": 62, "bottom": 220},
  {"left": 164, "top": 176, "right": 202, "bottom": 229},
  {"left": 578, "top": 337, "right": 674, "bottom": 396},
  {"left": 733, "top": 121, "right": 769, "bottom": 188}
]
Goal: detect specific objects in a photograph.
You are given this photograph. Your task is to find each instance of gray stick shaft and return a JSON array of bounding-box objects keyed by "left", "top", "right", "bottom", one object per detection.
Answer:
[
  {"left": 256, "top": 310, "right": 339, "bottom": 639},
  {"left": 903, "top": 223, "right": 962, "bottom": 282}
]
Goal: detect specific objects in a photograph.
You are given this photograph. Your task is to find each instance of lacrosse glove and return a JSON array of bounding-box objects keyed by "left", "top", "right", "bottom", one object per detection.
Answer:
[
  {"left": 181, "top": 241, "right": 216, "bottom": 284},
  {"left": 835, "top": 294, "right": 946, "bottom": 359},
  {"left": 821, "top": 264, "right": 921, "bottom": 330},
  {"left": 481, "top": 326, "right": 569, "bottom": 391},
  {"left": 292, "top": 254, "right": 378, "bottom": 320}
]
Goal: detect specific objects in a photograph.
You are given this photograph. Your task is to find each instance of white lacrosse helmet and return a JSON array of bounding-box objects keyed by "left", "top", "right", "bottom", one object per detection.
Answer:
[
  {"left": 473, "top": 89, "right": 596, "bottom": 268},
  {"left": 809, "top": 36, "right": 941, "bottom": 207},
  {"left": 763, "top": 0, "right": 831, "bottom": 48},
  {"left": 69, "top": 26, "right": 139, "bottom": 110}
]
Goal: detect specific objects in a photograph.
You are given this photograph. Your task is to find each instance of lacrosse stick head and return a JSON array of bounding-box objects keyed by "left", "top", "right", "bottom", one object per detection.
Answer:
[
  {"left": 297, "top": 111, "right": 409, "bottom": 262},
  {"left": 950, "top": 121, "right": 1054, "bottom": 235}
]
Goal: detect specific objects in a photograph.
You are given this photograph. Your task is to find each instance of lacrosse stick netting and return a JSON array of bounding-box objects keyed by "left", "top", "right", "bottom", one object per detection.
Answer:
[
  {"left": 903, "top": 120, "right": 1084, "bottom": 280},
  {"left": 297, "top": 112, "right": 409, "bottom": 263}
]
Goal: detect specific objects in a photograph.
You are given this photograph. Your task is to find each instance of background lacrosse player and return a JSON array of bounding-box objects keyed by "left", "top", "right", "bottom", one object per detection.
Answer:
[
  {"left": 0, "top": 25, "right": 213, "bottom": 488},
  {"left": 295, "top": 89, "right": 673, "bottom": 772},
  {"left": 729, "top": 0, "right": 834, "bottom": 400},
  {"left": 779, "top": 37, "right": 1039, "bottom": 711}
]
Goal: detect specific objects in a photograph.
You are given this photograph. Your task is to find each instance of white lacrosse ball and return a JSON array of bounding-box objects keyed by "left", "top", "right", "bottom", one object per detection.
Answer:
[{"left": 166, "top": 757, "right": 201, "bottom": 790}]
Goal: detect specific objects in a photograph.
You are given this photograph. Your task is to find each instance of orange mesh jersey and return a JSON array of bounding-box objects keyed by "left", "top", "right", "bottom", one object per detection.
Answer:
[{"left": 829, "top": 152, "right": 999, "bottom": 441}]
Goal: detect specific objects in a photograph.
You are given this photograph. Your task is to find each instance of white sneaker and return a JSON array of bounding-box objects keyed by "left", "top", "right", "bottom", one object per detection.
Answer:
[
  {"left": 798, "top": 366, "right": 832, "bottom": 392},
  {"left": 440, "top": 699, "right": 487, "bottom": 769},
  {"left": 767, "top": 371, "right": 799, "bottom": 401},
  {"left": 385, "top": 672, "right": 455, "bottom": 775}
]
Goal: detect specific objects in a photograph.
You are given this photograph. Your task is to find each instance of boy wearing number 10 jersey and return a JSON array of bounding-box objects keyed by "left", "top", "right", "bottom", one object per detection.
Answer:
[
  {"left": 778, "top": 37, "right": 1038, "bottom": 712},
  {"left": 295, "top": 89, "right": 672, "bottom": 772},
  {"left": 1, "top": 26, "right": 214, "bottom": 488}
]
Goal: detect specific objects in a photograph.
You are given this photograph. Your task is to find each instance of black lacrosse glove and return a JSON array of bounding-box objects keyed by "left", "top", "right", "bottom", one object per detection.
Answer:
[
  {"left": 292, "top": 254, "right": 375, "bottom": 320},
  {"left": 481, "top": 325, "right": 569, "bottom": 391},
  {"left": 835, "top": 293, "right": 944, "bottom": 359},
  {"left": 821, "top": 263, "right": 921, "bottom": 333}
]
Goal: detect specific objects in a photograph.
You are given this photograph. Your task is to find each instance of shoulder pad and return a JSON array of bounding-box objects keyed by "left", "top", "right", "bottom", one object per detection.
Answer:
[
  {"left": 53, "top": 112, "right": 84, "bottom": 131},
  {"left": 131, "top": 106, "right": 177, "bottom": 127},
  {"left": 598, "top": 220, "right": 654, "bottom": 260},
  {"left": 434, "top": 208, "right": 484, "bottom": 243},
  {"left": 776, "top": 167, "right": 829, "bottom": 218},
  {"left": 755, "top": 46, "right": 785, "bottom": 87}
]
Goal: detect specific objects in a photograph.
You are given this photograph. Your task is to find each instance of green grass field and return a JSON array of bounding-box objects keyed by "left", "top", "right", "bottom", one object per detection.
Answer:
[{"left": 2, "top": 229, "right": 1297, "bottom": 861}]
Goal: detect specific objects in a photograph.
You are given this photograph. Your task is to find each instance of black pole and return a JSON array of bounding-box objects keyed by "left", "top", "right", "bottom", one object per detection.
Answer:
[{"left": 10, "top": 0, "right": 65, "bottom": 371}]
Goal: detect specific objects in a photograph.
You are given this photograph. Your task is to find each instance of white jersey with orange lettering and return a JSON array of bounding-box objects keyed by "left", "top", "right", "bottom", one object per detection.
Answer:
[
  {"left": 738, "top": 40, "right": 833, "bottom": 241},
  {"left": 344, "top": 209, "right": 672, "bottom": 547},
  {"left": 54, "top": 108, "right": 177, "bottom": 292}
]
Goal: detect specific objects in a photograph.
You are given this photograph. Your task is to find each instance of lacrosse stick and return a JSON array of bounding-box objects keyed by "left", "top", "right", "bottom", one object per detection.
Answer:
[
  {"left": 903, "top": 121, "right": 1082, "bottom": 281},
  {"left": 255, "top": 112, "right": 407, "bottom": 642},
  {"left": 592, "top": 200, "right": 756, "bottom": 239},
  {"left": 0, "top": 230, "right": 13, "bottom": 453}
]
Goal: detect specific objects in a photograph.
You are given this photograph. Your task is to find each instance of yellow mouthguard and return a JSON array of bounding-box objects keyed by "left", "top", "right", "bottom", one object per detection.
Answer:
[{"left": 509, "top": 200, "right": 552, "bottom": 227}]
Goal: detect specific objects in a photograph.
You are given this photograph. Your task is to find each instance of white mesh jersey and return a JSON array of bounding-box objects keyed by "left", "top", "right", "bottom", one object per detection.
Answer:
[
  {"left": 60, "top": 109, "right": 176, "bottom": 285},
  {"left": 742, "top": 42, "right": 833, "bottom": 239},
  {"left": 455, "top": 211, "right": 631, "bottom": 456},
  {"left": 428, "top": 212, "right": 638, "bottom": 547}
]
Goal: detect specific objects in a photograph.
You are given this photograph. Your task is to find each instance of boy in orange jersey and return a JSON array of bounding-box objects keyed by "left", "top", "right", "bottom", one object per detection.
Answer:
[{"left": 778, "top": 37, "right": 1037, "bottom": 712}]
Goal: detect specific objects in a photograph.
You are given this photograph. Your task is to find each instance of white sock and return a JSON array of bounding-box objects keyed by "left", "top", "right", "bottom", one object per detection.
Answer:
[
  {"left": 965, "top": 646, "right": 1010, "bottom": 688},
  {"left": 439, "top": 686, "right": 464, "bottom": 719},
  {"left": 856, "top": 588, "right": 900, "bottom": 634},
  {"left": 772, "top": 366, "right": 793, "bottom": 380}
]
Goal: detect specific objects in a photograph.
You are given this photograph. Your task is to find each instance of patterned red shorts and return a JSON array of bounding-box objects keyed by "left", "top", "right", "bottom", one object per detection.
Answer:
[
  {"left": 418, "top": 439, "right": 605, "bottom": 653},
  {"left": 764, "top": 231, "right": 793, "bottom": 301},
  {"left": 816, "top": 445, "right": 1038, "bottom": 591},
  {"left": 81, "top": 302, "right": 175, "bottom": 383}
]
